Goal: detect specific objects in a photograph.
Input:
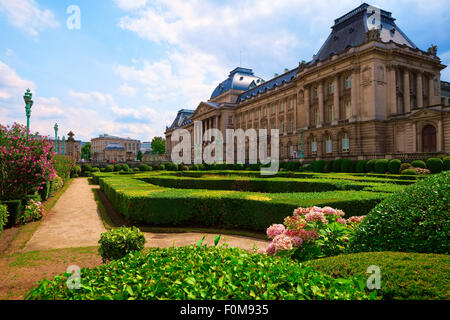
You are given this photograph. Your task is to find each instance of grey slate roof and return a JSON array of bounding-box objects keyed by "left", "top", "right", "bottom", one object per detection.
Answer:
[
  {"left": 314, "top": 3, "right": 416, "bottom": 63},
  {"left": 210, "top": 67, "right": 264, "bottom": 100},
  {"left": 168, "top": 109, "right": 195, "bottom": 130},
  {"left": 105, "top": 143, "right": 125, "bottom": 151}
]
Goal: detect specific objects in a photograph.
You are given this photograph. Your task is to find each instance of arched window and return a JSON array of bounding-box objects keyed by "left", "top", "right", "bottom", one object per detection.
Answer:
[
  {"left": 342, "top": 133, "right": 350, "bottom": 152},
  {"left": 326, "top": 136, "right": 332, "bottom": 153},
  {"left": 311, "top": 137, "right": 317, "bottom": 153}
]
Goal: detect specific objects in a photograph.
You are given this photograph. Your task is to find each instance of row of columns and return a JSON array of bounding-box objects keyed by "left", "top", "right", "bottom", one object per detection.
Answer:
[{"left": 305, "top": 69, "right": 358, "bottom": 127}]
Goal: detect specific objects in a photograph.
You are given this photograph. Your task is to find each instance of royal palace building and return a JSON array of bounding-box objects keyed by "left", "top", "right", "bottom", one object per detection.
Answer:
[{"left": 165, "top": 3, "right": 450, "bottom": 163}]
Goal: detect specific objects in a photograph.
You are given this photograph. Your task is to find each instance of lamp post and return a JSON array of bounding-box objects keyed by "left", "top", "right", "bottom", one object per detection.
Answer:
[
  {"left": 300, "top": 129, "right": 305, "bottom": 160},
  {"left": 23, "top": 89, "right": 33, "bottom": 132},
  {"left": 54, "top": 123, "right": 58, "bottom": 154}
]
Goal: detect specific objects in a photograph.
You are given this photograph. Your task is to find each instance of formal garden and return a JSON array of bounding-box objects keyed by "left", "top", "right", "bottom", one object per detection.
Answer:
[{"left": 1, "top": 122, "right": 449, "bottom": 300}]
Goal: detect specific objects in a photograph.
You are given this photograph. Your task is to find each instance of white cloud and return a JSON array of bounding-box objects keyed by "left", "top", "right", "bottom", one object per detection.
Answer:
[
  {"left": 0, "top": 0, "right": 59, "bottom": 36},
  {"left": 440, "top": 51, "right": 450, "bottom": 81},
  {"left": 118, "top": 84, "right": 138, "bottom": 96},
  {"left": 115, "top": 0, "right": 149, "bottom": 11}
]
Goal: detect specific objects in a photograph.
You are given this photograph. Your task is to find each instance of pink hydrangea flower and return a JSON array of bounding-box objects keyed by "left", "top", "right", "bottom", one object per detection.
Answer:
[
  {"left": 266, "top": 224, "right": 286, "bottom": 239},
  {"left": 305, "top": 211, "right": 328, "bottom": 224}
]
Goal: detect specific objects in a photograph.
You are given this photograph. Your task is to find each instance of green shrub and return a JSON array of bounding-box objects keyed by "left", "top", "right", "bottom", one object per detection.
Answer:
[
  {"left": 399, "top": 163, "right": 411, "bottom": 172},
  {"left": 113, "top": 164, "right": 122, "bottom": 172},
  {"left": 133, "top": 168, "right": 140, "bottom": 172},
  {"left": 121, "top": 164, "right": 130, "bottom": 172},
  {"left": 98, "top": 227, "right": 146, "bottom": 263},
  {"left": 349, "top": 172, "right": 450, "bottom": 254},
  {"left": 401, "top": 169, "right": 417, "bottom": 175},
  {"left": 2, "top": 200, "right": 22, "bottom": 227},
  {"left": 192, "top": 164, "right": 200, "bottom": 171},
  {"left": 305, "top": 252, "right": 450, "bottom": 300},
  {"left": 355, "top": 161, "right": 367, "bottom": 173},
  {"left": 411, "top": 160, "right": 426, "bottom": 169},
  {"left": 286, "top": 161, "right": 302, "bottom": 172},
  {"left": 26, "top": 246, "right": 372, "bottom": 300},
  {"left": 159, "top": 164, "right": 165, "bottom": 171},
  {"left": 341, "top": 159, "right": 355, "bottom": 173},
  {"left": 443, "top": 157, "right": 450, "bottom": 171},
  {"left": 332, "top": 159, "right": 344, "bottom": 172},
  {"left": 180, "top": 165, "right": 189, "bottom": 171},
  {"left": 38, "top": 181, "right": 52, "bottom": 201},
  {"left": 0, "top": 204, "right": 8, "bottom": 238},
  {"left": 153, "top": 164, "right": 160, "bottom": 171},
  {"left": 365, "top": 159, "right": 377, "bottom": 173},
  {"left": 105, "top": 165, "right": 114, "bottom": 172},
  {"left": 72, "top": 165, "right": 82, "bottom": 177},
  {"left": 312, "top": 160, "right": 325, "bottom": 173},
  {"left": 249, "top": 163, "right": 261, "bottom": 171},
  {"left": 82, "top": 164, "right": 93, "bottom": 173},
  {"left": 374, "top": 159, "right": 388, "bottom": 174},
  {"left": 234, "top": 163, "right": 244, "bottom": 170},
  {"left": 388, "top": 159, "right": 402, "bottom": 174},
  {"left": 324, "top": 161, "right": 334, "bottom": 173},
  {"left": 100, "top": 168, "right": 106, "bottom": 172},
  {"left": 53, "top": 155, "right": 75, "bottom": 182},
  {"left": 91, "top": 167, "right": 100, "bottom": 173},
  {"left": 426, "top": 158, "right": 443, "bottom": 174}
]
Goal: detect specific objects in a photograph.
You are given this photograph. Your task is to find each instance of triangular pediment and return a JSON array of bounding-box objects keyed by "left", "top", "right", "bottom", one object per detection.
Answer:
[
  {"left": 408, "top": 108, "right": 443, "bottom": 120},
  {"left": 191, "top": 102, "right": 220, "bottom": 119}
]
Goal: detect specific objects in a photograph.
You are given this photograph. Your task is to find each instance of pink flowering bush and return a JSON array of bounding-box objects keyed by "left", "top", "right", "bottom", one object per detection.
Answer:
[
  {"left": 264, "top": 206, "right": 366, "bottom": 262},
  {"left": 19, "top": 199, "right": 45, "bottom": 224},
  {"left": 0, "top": 123, "right": 56, "bottom": 200}
]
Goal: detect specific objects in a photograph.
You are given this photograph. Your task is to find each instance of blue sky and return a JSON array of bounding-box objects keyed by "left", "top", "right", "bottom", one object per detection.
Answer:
[{"left": 0, "top": 0, "right": 449, "bottom": 142}]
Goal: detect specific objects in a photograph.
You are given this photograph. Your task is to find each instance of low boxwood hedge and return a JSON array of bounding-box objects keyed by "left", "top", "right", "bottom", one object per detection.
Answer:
[
  {"left": 348, "top": 171, "right": 450, "bottom": 254},
  {"left": 98, "top": 174, "right": 390, "bottom": 232},
  {"left": 374, "top": 159, "right": 389, "bottom": 174},
  {"left": 0, "top": 204, "right": 8, "bottom": 238},
  {"left": 26, "top": 246, "right": 372, "bottom": 300},
  {"left": 2, "top": 200, "right": 22, "bottom": 227},
  {"left": 305, "top": 252, "right": 449, "bottom": 300}
]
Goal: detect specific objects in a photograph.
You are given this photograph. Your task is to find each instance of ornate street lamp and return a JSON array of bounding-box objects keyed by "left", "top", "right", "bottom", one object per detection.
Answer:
[
  {"left": 300, "top": 129, "right": 305, "bottom": 160},
  {"left": 23, "top": 89, "right": 33, "bottom": 132},
  {"left": 54, "top": 123, "right": 58, "bottom": 154},
  {"left": 62, "top": 136, "right": 66, "bottom": 156}
]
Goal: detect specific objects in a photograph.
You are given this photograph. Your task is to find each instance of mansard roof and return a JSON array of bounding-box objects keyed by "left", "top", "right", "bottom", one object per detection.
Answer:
[
  {"left": 210, "top": 67, "right": 265, "bottom": 100},
  {"left": 314, "top": 3, "right": 416, "bottom": 63},
  {"left": 167, "top": 109, "right": 195, "bottom": 130},
  {"left": 237, "top": 67, "right": 298, "bottom": 103}
]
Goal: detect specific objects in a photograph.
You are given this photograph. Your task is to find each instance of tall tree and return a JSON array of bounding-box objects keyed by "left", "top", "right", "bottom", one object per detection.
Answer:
[
  {"left": 137, "top": 150, "right": 143, "bottom": 161},
  {"left": 81, "top": 142, "right": 91, "bottom": 160},
  {"left": 151, "top": 137, "right": 166, "bottom": 154}
]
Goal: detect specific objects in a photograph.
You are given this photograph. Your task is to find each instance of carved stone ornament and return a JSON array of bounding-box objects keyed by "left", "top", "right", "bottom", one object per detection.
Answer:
[{"left": 365, "top": 28, "right": 381, "bottom": 42}]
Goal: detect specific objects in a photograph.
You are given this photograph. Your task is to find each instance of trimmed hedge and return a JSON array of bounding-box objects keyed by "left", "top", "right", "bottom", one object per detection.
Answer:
[
  {"left": 355, "top": 161, "right": 367, "bottom": 173},
  {"left": 374, "top": 159, "right": 389, "bottom": 174},
  {"left": 305, "top": 252, "right": 450, "bottom": 300},
  {"left": 401, "top": 169, "right": 417, "bottom": 175},
  {"left": 426, "top": 158, "right": 443, "bottom": 174},
  {"left": 341, "top": 159, "right": 355, "bottom": 173},
  {"left": 388, "top": 159, "right": 402, "bottom": 174},
  {"left": 443, "top": 157, "right": 450, "bottom": 171},
  {"left": 105, "top": 165, "right": 114, "bottom": 172},
  {"left": 411, "top": 160, "right": 426, "bottom": 169},
  {"left": 0, "top": 204, "right": 8, "bottom": 237},
  {"left": 26, "top": 246, "right": 372, "bottom": 300},
  {"left": 312, "top": 160, "right": 325, "bottom": 173},
  {"left": 98, "top": 226, "right": 146, "bottom": 263},
  {"left": 2, "top": 200, "right": 22, "bottom": 227},
  {"left": 349, "top": 172, "right": 450, "bottom": 254},
  {"left": 333, "top": 159, "right": 344, "bottom": 172},
  {"left": 98, "top": 174, "right": 391, "bottom": 232},
  {"left": 365, "top": 159, "right": 377, "bottom": 173}
]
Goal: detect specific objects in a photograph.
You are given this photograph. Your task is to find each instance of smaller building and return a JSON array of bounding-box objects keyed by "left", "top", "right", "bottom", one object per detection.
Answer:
[
  {"left": 141, "top": 141, "right": 152, "bottom": 153},
  {"left": 91, "top": 134, "right": 141, "bottom": 163}
]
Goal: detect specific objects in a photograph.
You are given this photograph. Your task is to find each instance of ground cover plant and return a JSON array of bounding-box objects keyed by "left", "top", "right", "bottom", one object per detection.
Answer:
[
  {"left": 98, "top": 227, "right": 146, "bottom": 262},
  {"left": 304, "top": 252, "right": 450, "bottom": 300},
  {"left": 349, "top": 171, "right": 450, "bottom": 254},
  {"left": 25, "top": 246, "right": 373, "bottom": 300},
  {"left": 92, "top": 171, "right": 405, "bottom": 232}
]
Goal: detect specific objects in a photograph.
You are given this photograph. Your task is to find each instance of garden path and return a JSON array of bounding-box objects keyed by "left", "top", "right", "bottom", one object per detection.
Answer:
[{"left": 25, "top": 178, "right": 268, "bottom": 252}]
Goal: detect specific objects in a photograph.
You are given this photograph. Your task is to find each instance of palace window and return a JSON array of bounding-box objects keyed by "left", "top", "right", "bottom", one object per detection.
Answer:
[
  {"left": 345, "top": 76, "right": 352, "bottom": 89},
  {"left": 344, "top": 101, "right": 352, "bottom": 119},
  {"left": 280, "top": 101, "right": 284, "bottom": 112},
  {"left": 312, "top": 138, "right": 317, "bottom": 153},
  {"left": 313, "top": 108, "right": 319, "bottom": 125},
  {"left": 326, "top": 136, "right": 332, "bottom": 153},
  {"left": 289, "top": 98, "right": 294, "bottom": 110},
  {"left": 329, "top": 82, "right": 334, "bottom": 94},
  {"left": 271, "top": 104, "right": 276, "bottom": 114},
  {"left": 314, "top": 87, "right": 318, "bottom": 98},
  {"left": 280, "top": 119, "right": 285, "bottom": 134},
  {"left": 263, "top": 106, "right": 267, "bottom": 116},
  {"left": 289, "top": 117, "right": 294, "bottom": 132},
  {"left": 342, "top": 133, "right": 350, "bottom": 152},
  {"left": 328, "top": 105, "right": 334, "bottom": 122}
]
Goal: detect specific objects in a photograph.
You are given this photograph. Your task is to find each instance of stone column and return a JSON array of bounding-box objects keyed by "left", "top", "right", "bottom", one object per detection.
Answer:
[
  {"left": 412, "top": 122, "right": 417, "bottom": 153},
  {"left": 350, "top": 69, "right": 358, "bottom": 121},
  {"left": 318, "top": 81, "right": 324, "bottom": 127},
  {"left": 275, "top": 101, "right": 279, "bottom": 131},
  {"left": 417, "top": 72, "right": 423, "bottom": 108},
  {"left": 304, "top": 87, "right": 310, "bottom": 128},
  {"left": 388, "top": 65, "right": 398, "bottom": 114},
  {"left": 438, "top": 119, "right": 443, "bottom": 152},
  {"left": 403, "top": 69, "right": 411, "bottom": 113},
  {"left": 284, "top": 101, "right": 288, "bottom": 135},
  {"left": 333, "top": 75, "right": 340, "bottom": 124},
  {"left": 293, "top": 96, "right": 297, "bottom": 134}
]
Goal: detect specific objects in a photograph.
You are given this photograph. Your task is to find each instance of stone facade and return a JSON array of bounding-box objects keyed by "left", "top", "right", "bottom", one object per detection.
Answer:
[
  {"left": 91, "top": 134, "right": 141, "bottom": 163},
  {"left": 165, "top": 4, "right": 450, "bottom": 163}
]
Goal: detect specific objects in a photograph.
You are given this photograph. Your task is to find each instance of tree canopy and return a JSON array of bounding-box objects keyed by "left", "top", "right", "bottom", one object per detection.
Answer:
[{"left": 151, "top": 137, "right": 166, "bottom": 154}]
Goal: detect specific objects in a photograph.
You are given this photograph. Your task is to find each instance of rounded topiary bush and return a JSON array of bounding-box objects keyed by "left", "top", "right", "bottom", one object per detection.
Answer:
[
  {"left": 332, "top": 158, "right": 344, "bottom": 172},
  {"left": 365, "top": 159, "right": 377, "bottom": 173},
  {"left": 91, "top": 167, "right": 100, "bottom": 173},
  {"left": 388, "top": 159, "right": 402, "bottom": 174},
  {"left": 426, "top": 158, "right": 443, "bottom": 174},
  {"left": 192, "top": 164, "right": 200, "bottom": 171},
  {"left": 153, "top": 164, "right": 160, "bottom": 171},
  {"left": 234, "top": 163, "right": 244, "bottom": 170},
  {"left": 133, "top": 167, "right": 140, "bottom": 172},
  {"left": 400, "top": 163, "right": 411, "bottom": 172},
  {"left": 312, "top": 160, "right": 325, "bottom": 173},
  {"left": 341, "top": 159, "right": 355, "bottom": 173},
  {"left": 401, "top": 169, "right": 418, "bottom": 175},
  {"left": 348, "top": 171, "right": 450, "bottom": 254},
  {"left": 98, "top": 226, "right": 146, "bottom": 263},
  {"left": 105, "top": 165, "right": 114, "bottom": 172},
  {"left": 411, "top": 160, "right": 426, "bottom": 169},
  {"left": 324, "top": 161, "right": 334, "bottom": 173},
  {"left": 159, "top": 164, "right": 165, "bottom": 171},
  {"left": 121, "top": 164, "right": 130, "bottom": 172},
  {"left": 443, "top": 157, "right": 450, "bottom": 171},
  {"left": 374, "top": 159, "right": 389, "bottom": 174},
  {"left": 113, "top": 164, "right": 122, "bottom": 172},
  {"left": 138, "top": 164, "right": 151, "bottom": 172},
  {"left": 355, "top": 160, "right": 367, "bottom": 173}
]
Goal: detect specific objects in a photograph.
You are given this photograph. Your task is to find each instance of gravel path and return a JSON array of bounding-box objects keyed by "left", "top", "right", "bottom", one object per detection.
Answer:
[{"left": 25, "top": 178, "right": 268, "bottom": 252}]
